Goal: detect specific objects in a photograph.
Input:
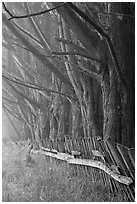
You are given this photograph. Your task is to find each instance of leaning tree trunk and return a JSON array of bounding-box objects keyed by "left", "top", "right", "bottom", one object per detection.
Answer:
[
  {"left": 116, "top": 3, "right": 135, "bottom": 147},
  {"left": 101, "top": 3, "right": 134, "bottom": 147},
  {"left": 60, "top": 19, "right": 91, "bottom": 138}
]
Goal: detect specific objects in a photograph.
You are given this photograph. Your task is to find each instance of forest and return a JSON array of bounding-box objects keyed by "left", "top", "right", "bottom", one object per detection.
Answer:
[{"left": 2, "top": 2, "right": 135, "bottom": 202}]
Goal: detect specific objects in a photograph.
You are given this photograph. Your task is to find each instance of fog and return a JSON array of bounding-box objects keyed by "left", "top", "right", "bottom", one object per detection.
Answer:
[{"left": 2, "top": 110, "right": 14, "bottom": 139}]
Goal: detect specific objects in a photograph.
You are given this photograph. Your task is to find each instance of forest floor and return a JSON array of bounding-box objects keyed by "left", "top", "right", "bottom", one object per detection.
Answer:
[{"left": 2, "top": 139, "right": 125, "bottom": 202}]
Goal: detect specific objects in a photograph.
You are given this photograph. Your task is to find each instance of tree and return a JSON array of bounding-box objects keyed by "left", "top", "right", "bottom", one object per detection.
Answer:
[{"left": 2, "top": 2, "right": 135, "bottom": 148}]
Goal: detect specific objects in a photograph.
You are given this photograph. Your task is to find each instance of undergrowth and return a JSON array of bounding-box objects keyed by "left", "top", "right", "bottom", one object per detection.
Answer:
[{"left": 2, "top": 141, "right": 125, "bottom": 202}]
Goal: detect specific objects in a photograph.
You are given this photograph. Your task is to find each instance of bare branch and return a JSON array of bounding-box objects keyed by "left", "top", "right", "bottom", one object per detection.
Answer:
[
  {"left": 32, "top": 149, "right": 133, "bottom": 185},
  {"left": 3, "top": 13, "right": 73, "bottom": 88},
  {"left": 2, "top": 2, "right": 14, "bottom": 18},
  {"left": 52, "top": 51, "right": 102, "bottom": 64},
  {"left": 67, "top": 3, "right": 130, "bottom": 91},
  {"left": 2, "top": 103, "right": 38, "bottom": 129},
  {"left": 95, "top": 11, "right": 134, "bottom": 18},
  {"left": 12, "top": 21, "right": 44, "bottom": 48},
  {"left": 3, "top": 2, "right": 67, "bottom": 20},
  {"left": 2, "top": 74, "right": 76, "bottom": 102},
  {"left": 12, "top": 42, "right": 31, "bottom": 52}
]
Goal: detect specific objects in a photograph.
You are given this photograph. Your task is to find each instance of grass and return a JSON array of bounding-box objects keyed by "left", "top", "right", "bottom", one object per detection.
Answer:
[{"left": 2, "top": 140, "right": 125, "bottom": 202}]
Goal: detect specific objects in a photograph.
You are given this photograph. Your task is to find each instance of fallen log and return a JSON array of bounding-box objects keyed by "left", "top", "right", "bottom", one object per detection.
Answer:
[
  {"left": 31, "top": 149, "right": 133, "bottom": 185},
  {"left": 67, "top": 158, "right": 133, "bottom": 185}
]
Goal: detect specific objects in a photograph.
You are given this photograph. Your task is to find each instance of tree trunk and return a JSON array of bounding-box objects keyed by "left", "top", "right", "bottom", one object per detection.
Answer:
[{"left": 102, "top": 3, "right": 134, "bottom": 147}]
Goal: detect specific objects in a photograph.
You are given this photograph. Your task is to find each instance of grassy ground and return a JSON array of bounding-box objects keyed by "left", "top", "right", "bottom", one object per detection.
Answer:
[{"left": 2, "top": 140, "right": 124, "bottom": 202}]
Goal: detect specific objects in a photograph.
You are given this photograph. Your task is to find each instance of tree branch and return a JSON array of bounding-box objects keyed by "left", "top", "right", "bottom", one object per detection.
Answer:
[
  {"left": 3, "top": 2, "right": 67, "bottom": 20},
  {"left": 67, "top": 3, "right": 130, "bottom": 91},
  {"left": 95, "top": 11, "right": 134, "bottom": 18},
  {"left": 52, "top": 51, "right": 102, "bottom": 64},
  {"left": 12, "top": 21, "right": 43, "bottom": 49},
  {"left": 2, "top": 102, "right": 38, "bottom": 129},
  {"left": 48, "top": 52, "right": 103, "bottom": 83},
  {"left": 32, "top": 148, "right": 133, "bottom": 185},
  {"left": 2, "top": 13, "right": 73, "bottom": 89},
  {"left": 12, "top": 42, "right": 31, "bottom": 52},
  {"left": 3, "top": 76, "right": 45, "bottom": 111},
  {"left": 2, "top": 74, "right": 76, "bottom": 102}
]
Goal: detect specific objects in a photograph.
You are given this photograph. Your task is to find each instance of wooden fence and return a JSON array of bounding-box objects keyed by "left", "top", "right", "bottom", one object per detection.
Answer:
[{"left": 34, "top": 136, "right": 135, "bottom": 201}]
